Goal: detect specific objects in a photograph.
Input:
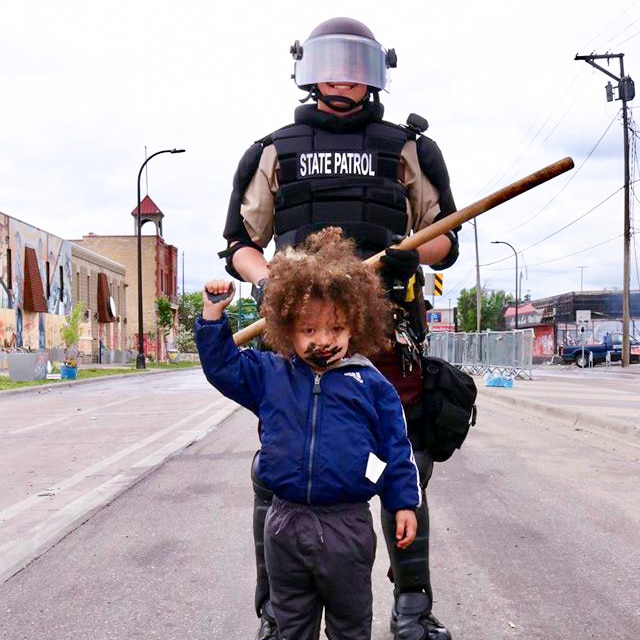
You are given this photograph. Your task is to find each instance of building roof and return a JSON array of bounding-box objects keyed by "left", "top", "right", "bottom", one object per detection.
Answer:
[
  {"left": 70, "top": 242, "right": 126, "bottom": 274},
  {"left": 130, "top": 195, "right": 164, "bottom": 217},
  {"left": 505, "top": 302, "right": 537, "bottom": 317}
]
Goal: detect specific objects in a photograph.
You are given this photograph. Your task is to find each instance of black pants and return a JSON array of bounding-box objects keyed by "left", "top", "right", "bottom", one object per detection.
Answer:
[
  {"left": 381, "top": 427, "right": 434, "bottom": 598},
  {"left": 252, "top": 415, "right": 435, "bottom": 616},
  {"left": 264, "top": 496, "right": 376, "bottom": 640}
]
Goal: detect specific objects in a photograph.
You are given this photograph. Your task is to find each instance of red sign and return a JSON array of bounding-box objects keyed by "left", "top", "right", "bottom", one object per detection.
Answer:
[{"left": 430, "top": 324, "right": 455, "bottom": 332}]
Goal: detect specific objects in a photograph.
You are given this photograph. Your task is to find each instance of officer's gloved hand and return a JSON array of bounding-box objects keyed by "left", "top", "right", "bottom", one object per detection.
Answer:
[
  {"left": 379, "top": 248, "right": 419, "bottom": 304},
  {"left": 251, "top": 278, "right": 269, "bottom": 312}
]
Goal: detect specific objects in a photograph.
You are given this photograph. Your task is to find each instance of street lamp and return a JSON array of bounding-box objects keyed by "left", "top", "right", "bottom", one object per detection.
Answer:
[
  {"left": 136, "top": 148, "right": 185, "bottom": 369},
  {"left": 492, "top": 240, "right": 519, "bottom": 329}
]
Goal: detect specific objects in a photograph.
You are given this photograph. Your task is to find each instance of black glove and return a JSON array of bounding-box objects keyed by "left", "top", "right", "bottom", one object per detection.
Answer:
[
  {"left": 251, "top": 278, "right": 269, "bottom": 311},
  {"left": 379, "top": 248, "right": 419, "bottom": 304}
]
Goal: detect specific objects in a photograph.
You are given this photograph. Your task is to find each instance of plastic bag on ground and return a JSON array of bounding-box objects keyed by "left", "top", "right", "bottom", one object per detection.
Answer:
[{"left": 484, "top": 372, "right": 514, "bottom": 388}]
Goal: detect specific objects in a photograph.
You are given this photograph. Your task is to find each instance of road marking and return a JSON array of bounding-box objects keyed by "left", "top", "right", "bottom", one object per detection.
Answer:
[
  {"left": 0, "top": 399, "right": 240, "bottom": 584},
  {"left": 0, "top": 397, "right": 235, "bottom": 524},
  {"left": 6, "top": 395, "right": 142, "bottom": 435}
]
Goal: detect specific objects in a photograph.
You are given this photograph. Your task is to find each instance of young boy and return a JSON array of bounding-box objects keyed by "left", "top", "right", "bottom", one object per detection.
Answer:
[{"left": 196, "top": 228, "right": 420, "bottom": 640}]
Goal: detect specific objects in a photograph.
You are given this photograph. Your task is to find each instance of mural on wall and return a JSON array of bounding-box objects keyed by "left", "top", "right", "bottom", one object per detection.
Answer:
[
  {"left": 0, "top": 308, "right": 17, "bottom": 349},
  {"left": 532, "top": 325, "right": 555, "bottom": 358},
  {"left": 0, "top": 218, "right": 73, "bottom": 350},
  {"left": 46, "top": 237, "right": 72, "bottom": 316},
  {"left": 0, "top": 213, "right": 10, "bottom": 309},
  {"left": 12, "top": 227, "right": 24, "bottom": 312}
]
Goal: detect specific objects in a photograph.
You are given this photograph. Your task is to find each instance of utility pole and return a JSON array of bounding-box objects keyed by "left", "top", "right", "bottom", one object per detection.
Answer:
[
  {"left": 575, "top": 52, "right": 634, "bottom": 366},
  {"left": 577, "top": 265, "right": 588, "bottom": 292},
  {"left": 473, "top": 219, "right": 482, "bottom": 331},
  {"left": 181, "top": 251, "right": 185, "bottom": 308}
]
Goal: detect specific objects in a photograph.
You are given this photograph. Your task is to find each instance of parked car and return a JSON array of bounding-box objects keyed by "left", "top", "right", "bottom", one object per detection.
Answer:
[{"left": 558, "top": 332, "right": 640, "bottom": 367}]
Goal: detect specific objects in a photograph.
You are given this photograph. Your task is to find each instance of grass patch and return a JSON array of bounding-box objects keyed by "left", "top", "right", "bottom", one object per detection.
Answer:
[
  {"left": 0, "top": 378, "right": 54, "bottom": 391},
  {"left": 145, "top": 361, "right": 200, "bottom": 369},
  {"left": 0, "top": 360, "right": 200, "bottom": 392}
]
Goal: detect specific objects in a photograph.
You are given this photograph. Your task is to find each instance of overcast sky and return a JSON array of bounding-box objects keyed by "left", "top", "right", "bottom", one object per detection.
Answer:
[{"left": 1, "top": 0, "right": 639, "bottom": 305}]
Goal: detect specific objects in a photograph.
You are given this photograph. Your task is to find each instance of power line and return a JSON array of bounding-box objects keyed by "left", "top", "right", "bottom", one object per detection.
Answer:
[
  {"left": 489, "top": 112, "right": 619, "bottom": 235},
  {"left": 515, "top": 235, "right": 621, "bottom": 267}
]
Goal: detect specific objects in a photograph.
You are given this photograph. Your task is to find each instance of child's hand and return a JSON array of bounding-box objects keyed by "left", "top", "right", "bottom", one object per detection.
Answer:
[
  {"left": 203, "top": 280, "right": 235, "bottom": 321},
  {"left": 395, "top": 509, "right": 417, "bottom": 549}
]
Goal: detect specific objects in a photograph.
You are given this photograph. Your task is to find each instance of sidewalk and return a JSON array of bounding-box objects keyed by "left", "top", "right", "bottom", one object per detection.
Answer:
[
  {"left": 475, "top": 363, "right": 640, "bottom": 440},
  {"left": 0, "top": 362, "right": 200, "bottom": 397}
]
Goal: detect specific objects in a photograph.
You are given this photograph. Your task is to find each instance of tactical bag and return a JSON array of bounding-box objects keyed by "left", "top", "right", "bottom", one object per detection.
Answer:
[{"left": 420, "top": 356, "right": 477, "bottom": 462}]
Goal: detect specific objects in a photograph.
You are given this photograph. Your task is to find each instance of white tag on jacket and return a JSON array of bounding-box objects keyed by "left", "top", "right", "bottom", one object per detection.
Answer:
[{"left": 365, "top": 452, "right": 387, "bottom": 483}]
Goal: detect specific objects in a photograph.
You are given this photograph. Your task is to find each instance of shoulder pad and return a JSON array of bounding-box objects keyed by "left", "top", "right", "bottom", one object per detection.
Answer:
[
  {"left": 405, "top": 113, "right": 429, "bottom": 135},
  {"left": 255, "top": 122, "right": 297, "bottom": 146}
]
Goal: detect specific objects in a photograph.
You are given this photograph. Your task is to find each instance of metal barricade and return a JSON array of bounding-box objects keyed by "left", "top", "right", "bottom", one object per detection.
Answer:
[{"left": 427, "top": 329, "right": 534, "bottom": 379}]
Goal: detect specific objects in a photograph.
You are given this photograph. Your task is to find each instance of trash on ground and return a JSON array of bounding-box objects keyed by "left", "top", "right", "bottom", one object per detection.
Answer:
[{"left": 484, "top": 372, "right": 514, "bottom": 388}]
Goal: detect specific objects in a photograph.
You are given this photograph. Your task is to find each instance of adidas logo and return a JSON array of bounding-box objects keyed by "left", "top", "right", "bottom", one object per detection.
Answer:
[{"left": 344, "top": 371, "right": 363, "bottom": 384}]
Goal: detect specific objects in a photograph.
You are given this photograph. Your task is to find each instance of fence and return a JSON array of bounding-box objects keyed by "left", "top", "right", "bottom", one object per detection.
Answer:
[{"left": 427, "top": 329, "right": 534, "bottom": 379}]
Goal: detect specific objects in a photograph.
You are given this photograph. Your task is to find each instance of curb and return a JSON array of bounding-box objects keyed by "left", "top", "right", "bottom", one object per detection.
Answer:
[
  {"left": 0, "top": 366, "right": 201, "bottom": 398},
  {"left": 476, "top": 386, "right": 640, "bottom": 442}
]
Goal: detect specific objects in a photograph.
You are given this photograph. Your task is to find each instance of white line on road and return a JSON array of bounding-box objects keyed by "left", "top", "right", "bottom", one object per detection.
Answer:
[
  {"left": 6, "top": 395, "right": 142, "bottom": 435},
  {"left": 0, "top": 397, "right": 234, "bottom": 524},
  {"left": 0, "top": 400, "right": 240, "bottom": 584}
]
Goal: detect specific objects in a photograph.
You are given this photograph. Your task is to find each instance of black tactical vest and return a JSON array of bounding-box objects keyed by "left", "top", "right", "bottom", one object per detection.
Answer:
[{"left": 270, "top": 120, "right": 412, "bottom": 256}]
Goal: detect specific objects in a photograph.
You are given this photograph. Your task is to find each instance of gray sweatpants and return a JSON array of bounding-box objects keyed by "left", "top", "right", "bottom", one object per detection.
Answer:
[{"left": 264, "top": 496, "right": 376, "bottom": 640}]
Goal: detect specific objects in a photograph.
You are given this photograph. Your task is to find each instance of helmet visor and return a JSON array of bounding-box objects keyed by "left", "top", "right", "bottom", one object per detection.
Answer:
[{"left": 294, "top": 34, "right": 389, "bottom": 90}]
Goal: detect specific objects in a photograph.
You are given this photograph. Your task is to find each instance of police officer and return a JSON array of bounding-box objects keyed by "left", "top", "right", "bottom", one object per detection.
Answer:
[{"left": 219, "top": 17, "right": 460, "bottom": 640}]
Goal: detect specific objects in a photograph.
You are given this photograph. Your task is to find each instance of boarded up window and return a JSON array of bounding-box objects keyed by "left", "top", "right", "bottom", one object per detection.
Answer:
[
  {"left": 97, "top": 272, "right": 116, "bottom": 323},
  {"left": 23, "top": 247, "right": 48, "bottom": 312}
]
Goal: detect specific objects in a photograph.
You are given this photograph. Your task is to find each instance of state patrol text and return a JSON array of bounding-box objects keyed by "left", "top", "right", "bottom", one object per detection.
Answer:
[{"left": 298, "top": 152, "right": 377, "bottom": 177}]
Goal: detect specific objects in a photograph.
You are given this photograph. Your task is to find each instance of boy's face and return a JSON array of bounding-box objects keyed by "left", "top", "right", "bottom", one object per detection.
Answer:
[{"left": 292, "top": 299, "right": 352, "bottom": 372}]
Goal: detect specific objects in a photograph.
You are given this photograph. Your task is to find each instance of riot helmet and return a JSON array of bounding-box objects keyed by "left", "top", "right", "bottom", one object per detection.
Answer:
[{"left": 290, "top": 17, "right": 397, "bottom": 111}]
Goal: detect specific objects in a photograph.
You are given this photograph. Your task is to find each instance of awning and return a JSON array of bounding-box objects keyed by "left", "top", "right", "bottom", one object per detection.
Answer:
[
  {"left": 97, "top": 272, "right": 116, "bottom": 323},
  {"left": 23, "top": 247, "right": 48, "bottom": 312}
]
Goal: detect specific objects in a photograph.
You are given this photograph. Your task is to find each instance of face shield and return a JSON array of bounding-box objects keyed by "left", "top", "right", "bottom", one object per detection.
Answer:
[{"left": 292, "top": 34, "right": 393, "bottom": 91}]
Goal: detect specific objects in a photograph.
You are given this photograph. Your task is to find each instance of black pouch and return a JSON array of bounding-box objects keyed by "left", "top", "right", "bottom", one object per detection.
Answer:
[{"left": 420, "top": 356, "right": 478, "bottom": 462}]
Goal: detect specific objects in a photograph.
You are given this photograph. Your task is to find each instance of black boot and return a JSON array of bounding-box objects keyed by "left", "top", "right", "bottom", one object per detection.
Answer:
[
  {"left": 390, "top": 592, "right": 451, "bottom": 640},
  {"left": 255, "top": 600, "right": 280, "bottom": 640}
]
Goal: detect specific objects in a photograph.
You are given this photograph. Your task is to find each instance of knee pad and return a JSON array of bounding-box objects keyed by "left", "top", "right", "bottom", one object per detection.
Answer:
[{"left": 381, "top": 490, "right": 431, "bottom": 599}]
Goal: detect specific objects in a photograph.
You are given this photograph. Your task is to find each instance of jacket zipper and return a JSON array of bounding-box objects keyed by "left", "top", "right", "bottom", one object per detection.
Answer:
[{"left": 306, "top": 373, "right": 322, "bottom": 503}]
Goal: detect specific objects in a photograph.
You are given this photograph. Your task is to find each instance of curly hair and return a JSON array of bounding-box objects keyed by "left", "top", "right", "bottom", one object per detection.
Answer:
[{"left": 261, "top": 227, "right": 392, "bottom": 358}]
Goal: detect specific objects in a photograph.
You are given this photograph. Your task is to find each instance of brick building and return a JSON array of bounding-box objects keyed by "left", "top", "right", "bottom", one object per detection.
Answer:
[
  {"left": 70, "top": 243, "right": 127, "bottom": 362},
  {"left": 72, "top": 195, "right": 179, "bottom": 361}
]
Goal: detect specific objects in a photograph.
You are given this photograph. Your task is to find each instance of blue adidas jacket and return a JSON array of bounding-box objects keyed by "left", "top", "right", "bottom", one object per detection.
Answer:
[{"left": 196, "top": 316, "right": 420, "bottom": 513}]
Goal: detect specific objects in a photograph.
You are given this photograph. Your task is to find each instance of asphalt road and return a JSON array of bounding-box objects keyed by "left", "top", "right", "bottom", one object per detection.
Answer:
[{"left": 1, "top": 369, "right": 639, "bottom": 640}]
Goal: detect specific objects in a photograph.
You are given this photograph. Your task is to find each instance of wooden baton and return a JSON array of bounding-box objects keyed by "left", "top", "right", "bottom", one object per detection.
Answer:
[{"left": 231, "top": 156, "right": 575, "bottom": 346}]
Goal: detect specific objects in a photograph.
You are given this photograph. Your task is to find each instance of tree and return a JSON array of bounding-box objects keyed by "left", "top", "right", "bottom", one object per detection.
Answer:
[
  {"left": 156, "top": 296, "right": 174, "bottom": 359},
  {"left": 176, "top": 290, "right": 261, "bottom": 352},
  {"left": 457, "top": 287, "right": 512, "bottom": 332},
  {"left": 227, "top": 297, "right": 259, "bottom": 331},
  {"left": 60, "top": 302, "right": 85, "bottom": 366},
  {"left": 177, "top": 291, "right": 204, "bottom": 353},
  {"left": 178, "top": 291, "right": 204, "bottom": 335}
]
